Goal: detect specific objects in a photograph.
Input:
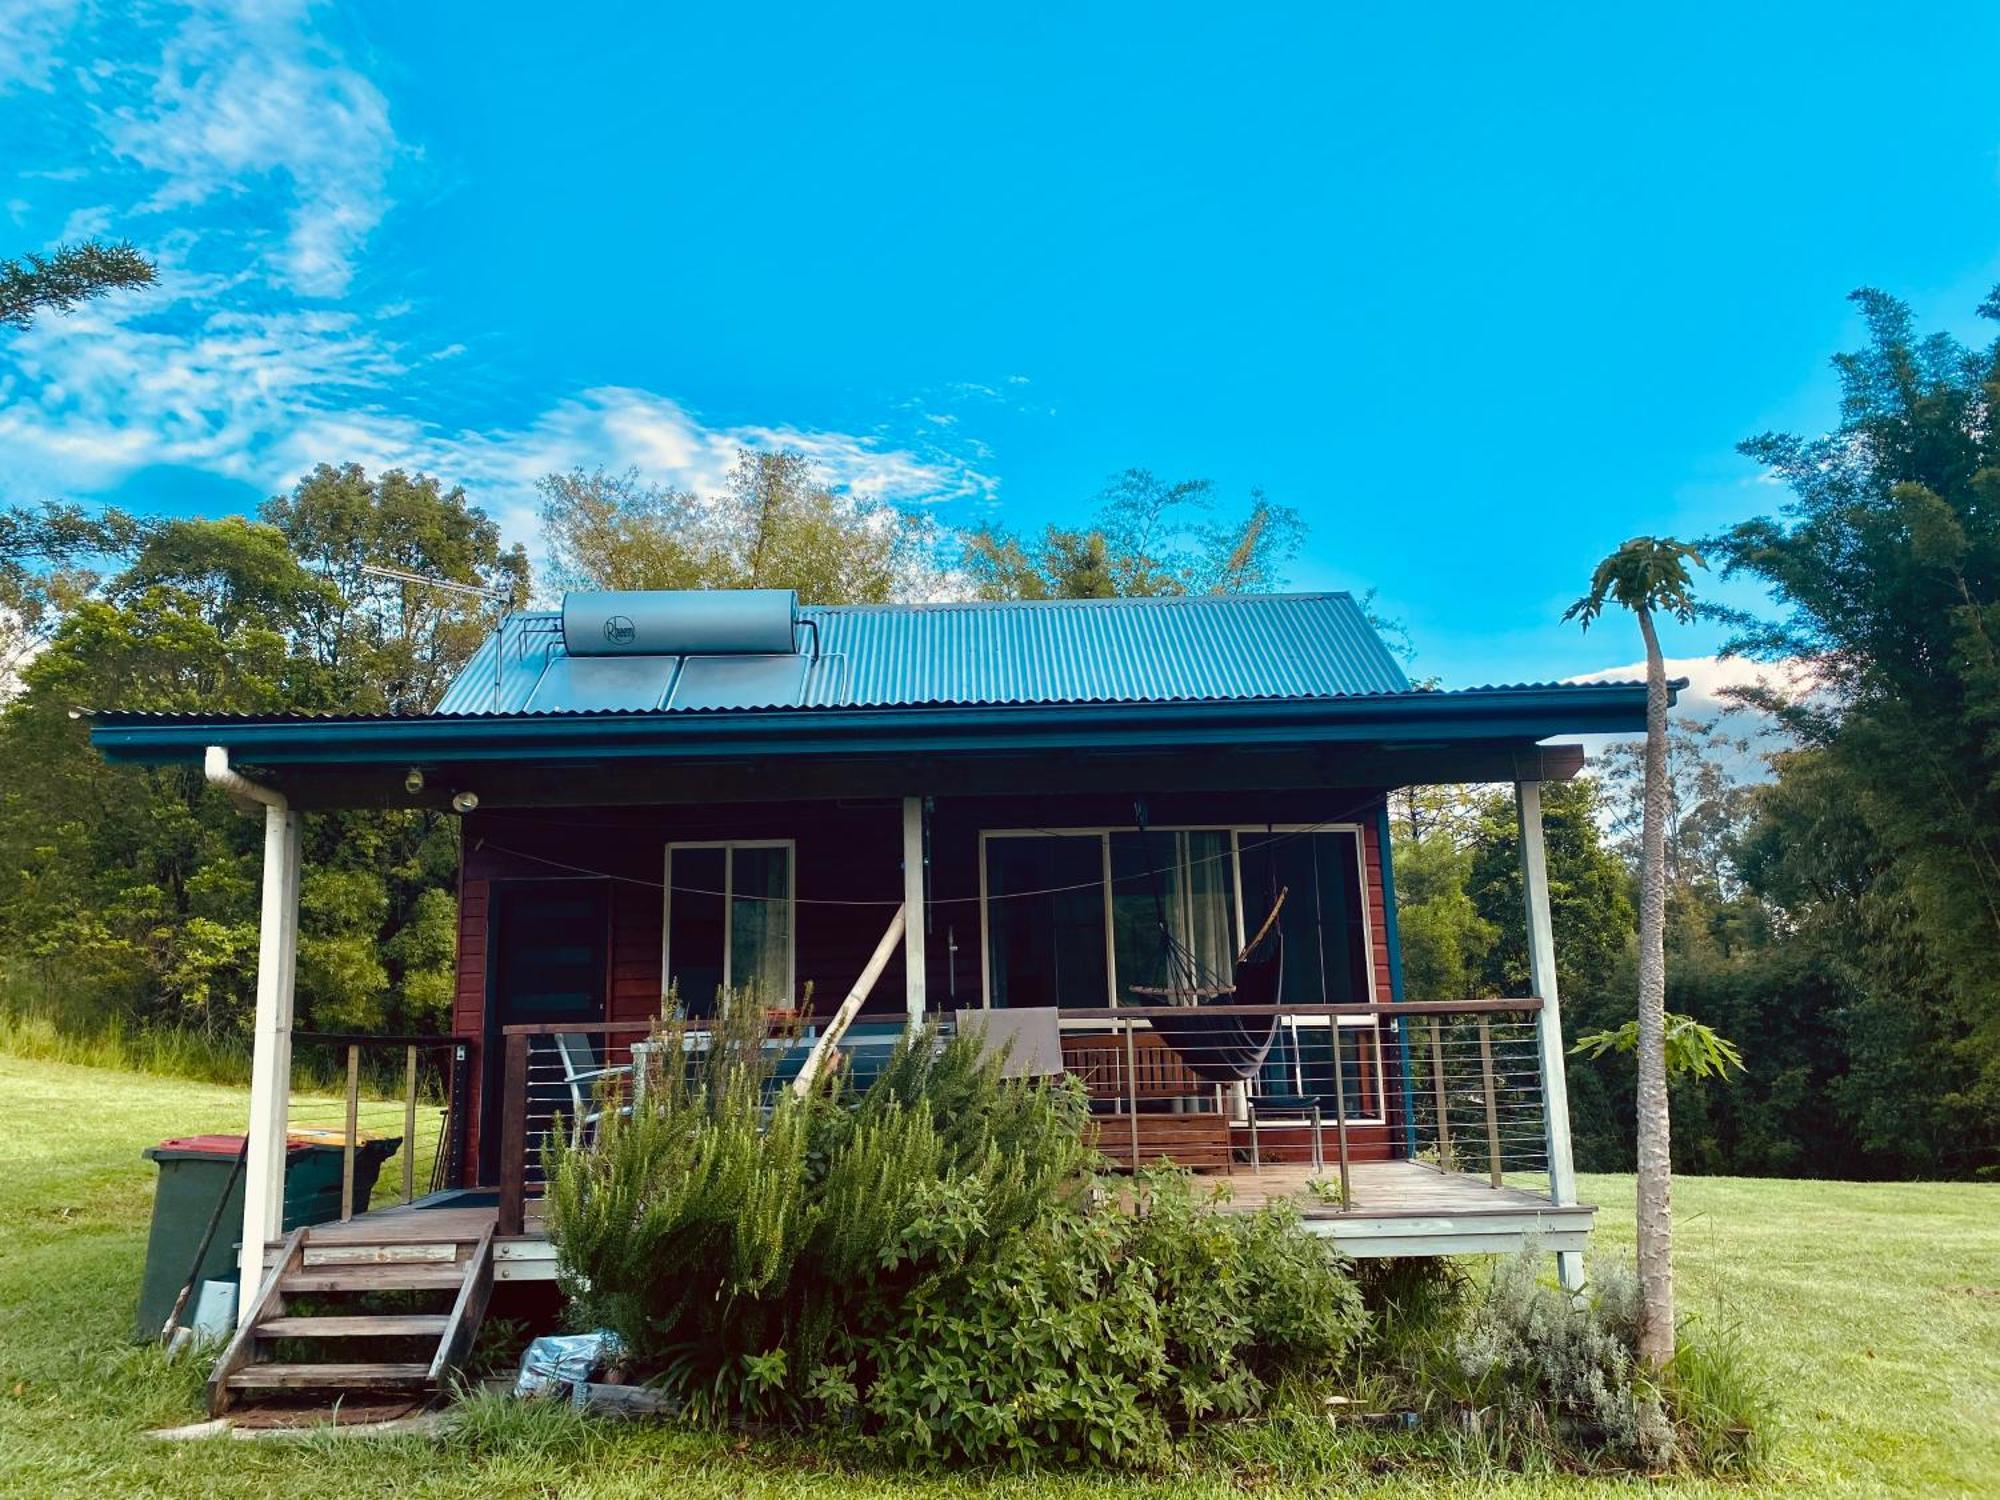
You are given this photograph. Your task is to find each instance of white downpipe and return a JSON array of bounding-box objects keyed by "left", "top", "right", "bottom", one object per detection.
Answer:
[
  {"left": 1516, "top": 780, "right": 1585, "bottom": 1292},
  {"left": 205, "top": 748, "right": 302, "bottom": 1318}
]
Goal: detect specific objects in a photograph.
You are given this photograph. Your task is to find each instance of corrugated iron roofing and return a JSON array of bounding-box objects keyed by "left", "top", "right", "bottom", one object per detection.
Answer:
[{"left": 431, "top": 592, "right": 1414, "bottom": 717}]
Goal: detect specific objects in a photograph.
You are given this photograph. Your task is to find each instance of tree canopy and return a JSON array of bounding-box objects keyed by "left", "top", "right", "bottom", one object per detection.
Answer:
[
  {"left": 960, "top": 469, "right": 1303, "bottom": 599},
  {"left": 1, "top": 239, "right": 155, "bottom": 329}
]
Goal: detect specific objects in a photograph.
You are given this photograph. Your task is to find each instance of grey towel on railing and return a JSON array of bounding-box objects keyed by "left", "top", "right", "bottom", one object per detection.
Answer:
[{"left": 956, "top": 1006, "right": 1064, "bottom": 1077}]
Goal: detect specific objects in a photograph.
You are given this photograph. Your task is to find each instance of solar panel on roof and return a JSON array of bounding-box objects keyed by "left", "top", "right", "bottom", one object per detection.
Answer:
[
  {"left": 668, "top": 653, "right": 810, "bottom": 711},
  {"left": 525, "top": 655, "right": 675, "bottom": 713}
]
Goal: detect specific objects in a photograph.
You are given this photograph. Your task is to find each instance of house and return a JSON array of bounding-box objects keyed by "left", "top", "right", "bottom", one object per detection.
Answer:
[{"left": 88, "top": 587, "right": 1663, "bottom": 1407}]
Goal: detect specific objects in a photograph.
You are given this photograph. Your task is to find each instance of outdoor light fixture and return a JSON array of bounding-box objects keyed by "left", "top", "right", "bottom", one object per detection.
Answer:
[
  {"left": 451, "top": 790, "right": 479, "bottom": 814},
  {"left": 403, "top": 767, "right": 425, "bottom": 795}
]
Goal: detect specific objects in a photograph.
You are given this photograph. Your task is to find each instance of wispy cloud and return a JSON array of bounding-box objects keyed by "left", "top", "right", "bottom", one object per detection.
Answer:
[
  {"left": 100, "top": 0, "right": 396, "bottom": 296},
  {"left": 0, "top": 0, "right": 77, "bottom": 95},
  {"left": 0, "top": 1, "right": 1000, "bottom": 541}
]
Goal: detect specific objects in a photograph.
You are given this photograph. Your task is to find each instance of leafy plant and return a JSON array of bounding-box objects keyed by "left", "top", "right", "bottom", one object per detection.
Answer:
[
  {"left": 544, "top": 1003, "right": 1366, "bottom": 1468},
  {"left": 1573, "top": 1012, "right": 1746, "bottom": 1081},
  {"left": 1443, "top": 1255, "right": 1677, "bottom": 1469}
]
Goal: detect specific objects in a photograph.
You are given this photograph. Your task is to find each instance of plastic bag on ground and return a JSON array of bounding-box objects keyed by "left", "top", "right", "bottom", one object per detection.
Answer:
[{"left": 513, "top": 1330, "right": 626, "bottom": 1400}]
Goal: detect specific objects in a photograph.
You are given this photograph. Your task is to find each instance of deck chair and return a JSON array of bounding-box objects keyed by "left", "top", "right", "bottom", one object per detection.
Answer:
[{"left": 553, "top": 1033, "right": 630, "bottom": 1141}]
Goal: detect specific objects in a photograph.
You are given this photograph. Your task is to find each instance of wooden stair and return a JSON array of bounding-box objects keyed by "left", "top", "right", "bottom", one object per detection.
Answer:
[{"left": 207, "top": 1223, "right": 494, "bottom": 1416}]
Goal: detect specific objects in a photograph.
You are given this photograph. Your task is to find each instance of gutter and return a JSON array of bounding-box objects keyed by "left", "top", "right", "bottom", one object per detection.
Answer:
[{"left": 92, "top": 681, "right": 1674, "bottom": 769}]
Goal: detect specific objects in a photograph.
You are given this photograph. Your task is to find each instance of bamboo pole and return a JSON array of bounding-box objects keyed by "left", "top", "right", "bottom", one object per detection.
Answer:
[{"left": 794, "top": 903, "right": 907, "bottom": 1097}]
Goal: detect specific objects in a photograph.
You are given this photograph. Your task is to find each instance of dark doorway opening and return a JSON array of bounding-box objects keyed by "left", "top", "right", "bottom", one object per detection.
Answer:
[{"left": 479, "top": 879, "right": 609, "bottom": 1185}]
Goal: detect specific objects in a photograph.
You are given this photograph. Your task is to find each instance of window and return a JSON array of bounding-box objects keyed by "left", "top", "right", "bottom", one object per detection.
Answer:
[
  {"left": 979, "top": 825, "right": 1373, "bottom": 1010},
  {"left": 1236, "top": 830, "right": 1373, "bottom": 1008},
  {"left": 982, "top": 833, "right": 1107, "bottom": 1009},
  {"left": 980, "top": 824, "right": 1384, "bottom": 1122},
  {"left": 1110, "top": 830, "right": 1238, "bottom": 998},
  {"left": 663, "top": 841, "right": 795, "bottom": 1016}
]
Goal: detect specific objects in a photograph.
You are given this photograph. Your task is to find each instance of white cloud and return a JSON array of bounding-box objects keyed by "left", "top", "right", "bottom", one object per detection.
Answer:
[
  {"left": 103, "top": 0, "right": 395, "bottom": 296},
  {"left": 1565, "top": 654, "right": 1814, "bottom": 722},
  {"left": 0, "top": 0, "right": 77, "bottom": 95},
  {"left": 1559, "top": 654, "right": 1813, "bottom": 781},
  {"left": 1, "top": 293, "right": 995, "bottom": 541},
  {"left": 0, "top": 1, "right": 998, "bottom": 543}
]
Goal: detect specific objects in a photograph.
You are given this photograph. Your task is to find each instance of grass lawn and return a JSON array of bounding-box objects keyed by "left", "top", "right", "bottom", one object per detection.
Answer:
[{"left": 1, "top": 1052, "right": 1995, "bottom": 1498}]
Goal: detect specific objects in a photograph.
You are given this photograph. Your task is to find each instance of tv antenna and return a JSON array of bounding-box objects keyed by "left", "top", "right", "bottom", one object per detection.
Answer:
[{"left": 355, "top": 564, "right": 517, "bottom": 708}]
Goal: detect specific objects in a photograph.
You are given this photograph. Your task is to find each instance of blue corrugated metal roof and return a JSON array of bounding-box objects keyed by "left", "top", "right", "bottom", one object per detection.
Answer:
[{"left": 432, "top": 592, "right": 1413, "bottom": 717}]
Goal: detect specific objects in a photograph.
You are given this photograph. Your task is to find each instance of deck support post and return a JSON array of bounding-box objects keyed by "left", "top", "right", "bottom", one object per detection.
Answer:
[
  {"left": 240, "top": 799, "right": 302, "bottom": 1310},
  {"left": 901, "top": 796, "right": 926, "bottom": 1026},
  {"left": 1517, "top": 780, "right": 1585, "bottom": 1292}
]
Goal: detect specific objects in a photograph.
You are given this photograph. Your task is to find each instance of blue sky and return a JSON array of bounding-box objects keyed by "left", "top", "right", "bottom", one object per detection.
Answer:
[{"left": 3, "top": 1, "right": 1999, "bottom": 697}]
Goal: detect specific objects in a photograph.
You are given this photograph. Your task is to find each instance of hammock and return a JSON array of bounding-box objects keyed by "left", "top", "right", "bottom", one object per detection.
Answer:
[{"left": 1126, "top": 802, "right": 1288, "bottom": 1084}]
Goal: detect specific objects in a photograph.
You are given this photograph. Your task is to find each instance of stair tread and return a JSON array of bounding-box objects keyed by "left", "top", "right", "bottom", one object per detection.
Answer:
[
  {"left": 225, "top": 1362, "right": 433, "bottom": 1389},
  {"left": 281, "top": 1264, "right": 468, "bottom": 1292},
  {"left": 258, "top": 1314, "right": 449, "bottom": 1338}
]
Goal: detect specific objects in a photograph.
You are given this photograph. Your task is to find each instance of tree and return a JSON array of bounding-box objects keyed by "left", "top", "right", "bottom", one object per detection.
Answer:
[
  {"left": 0, "top": 482, "right": 504, "bottom": 1037},
  {"left": 1594, "top": 715, "right": 1759, "bottom": 900},
  {"left": 1565, "top": 536, "right": 1706, "bottom": 1368},
  {"left": 1, "top": 239, "right": 155, "bottom": 329},
  {"left": 0, "top": 503, "right": 154, "bottom": 695},
  {"left": 1711, "top": 287, "right": 2000, "bottom": 1177},
  {"left": 539, "top": 450, "right": 943, "bottom": 603},
  {"left": 262, "top": 463, "right": 529, "bottom": 712},
  {"left": 961, "top": 469, "right": 1304, "bottom": 599}
]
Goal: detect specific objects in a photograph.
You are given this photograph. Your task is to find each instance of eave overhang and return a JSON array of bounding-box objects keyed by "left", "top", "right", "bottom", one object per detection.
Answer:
[{"left": 87, "top": 681, "right": 1666, "bottom": 769}]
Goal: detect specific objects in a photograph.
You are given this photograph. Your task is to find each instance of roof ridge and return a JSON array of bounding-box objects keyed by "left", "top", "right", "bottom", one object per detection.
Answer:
[{"left": 802, "top": 591, "right": 1353, "bottom": 613}]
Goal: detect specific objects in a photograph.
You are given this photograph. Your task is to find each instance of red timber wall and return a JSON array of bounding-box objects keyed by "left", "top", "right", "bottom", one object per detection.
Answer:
[{"left": 451, "top": 790, "right": 1401, "bottom": 1182}]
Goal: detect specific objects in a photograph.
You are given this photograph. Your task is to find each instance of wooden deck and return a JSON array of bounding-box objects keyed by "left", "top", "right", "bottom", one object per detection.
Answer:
[
  {"left": 1184, "top": 1159, "right": 1596, "bottom": 1257},
  {"left": 291, "top": 1161, "right": 1592, "bottom": 1279}
]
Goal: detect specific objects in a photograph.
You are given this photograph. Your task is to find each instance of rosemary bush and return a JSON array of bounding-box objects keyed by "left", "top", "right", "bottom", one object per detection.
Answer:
[{"left": 543, "top": 1002, "right": 1367, "bottom": 1467}]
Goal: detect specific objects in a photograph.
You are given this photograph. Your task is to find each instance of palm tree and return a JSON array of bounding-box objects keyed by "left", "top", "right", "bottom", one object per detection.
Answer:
[{"left": 1565, "top": 536, "right": 1704, "bottom": 1368}]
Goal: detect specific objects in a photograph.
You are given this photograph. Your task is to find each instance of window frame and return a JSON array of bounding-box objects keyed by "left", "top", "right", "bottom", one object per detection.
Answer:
[
  {"left": 661, "top": 838, "right": 799, "bottom": 1008},
  {"left": 976, "top": 822, "right": 1385, "bottom": 1124},
  {"left": 975, "top": 823, "right": 1379, "bottom": 1011}
]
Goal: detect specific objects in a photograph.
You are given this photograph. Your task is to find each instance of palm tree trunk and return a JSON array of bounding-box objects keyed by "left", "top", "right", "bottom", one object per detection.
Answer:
[{"left": 1634, "top": 604, "right": 1675, "bottom": 1366}]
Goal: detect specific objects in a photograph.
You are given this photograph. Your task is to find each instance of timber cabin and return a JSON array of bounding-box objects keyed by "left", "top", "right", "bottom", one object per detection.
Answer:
[{"left": 87, "top": 588, "right": 1666, "bottom": 1409}]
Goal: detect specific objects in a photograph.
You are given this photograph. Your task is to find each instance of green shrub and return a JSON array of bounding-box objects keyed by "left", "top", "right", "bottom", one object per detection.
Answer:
[
  {"left": 843, "top": 1171, "right": 1366, "bottom": 1468},
  {"left": 545, "top": 1004, "right": 1102, "bottom": 1425},
  {"left": 544, "top": 1004, "right": 1366, "bottom": 1469},
  {"left": 1443, "top": 1255, "right": 1678, "bottom": 1469}
]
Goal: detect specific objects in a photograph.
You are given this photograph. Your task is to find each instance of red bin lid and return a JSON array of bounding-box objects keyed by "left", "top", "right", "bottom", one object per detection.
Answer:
[{"left": 151, "top": 1133, "right": 248, "bottom": 1157}]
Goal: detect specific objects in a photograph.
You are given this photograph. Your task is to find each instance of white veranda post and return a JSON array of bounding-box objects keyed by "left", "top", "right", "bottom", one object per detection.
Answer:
[
  {"left": 902, "top": 796, "right": 927, "bottom": 1024},
  {"left": 201, "top": 745, "right": 306, "bottom": 1317},
  {"left": 1516, "top": 780, "right": 1585, "bottom": 1292}
]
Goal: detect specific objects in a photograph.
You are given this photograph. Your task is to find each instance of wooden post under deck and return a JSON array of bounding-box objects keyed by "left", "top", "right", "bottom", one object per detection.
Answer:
[
  {"left": 497, "top": 1033, "right": 529, "bottom": 1236},
  {"left": 1517, "top": 780, "right": 1585, "bottom": 1291}
]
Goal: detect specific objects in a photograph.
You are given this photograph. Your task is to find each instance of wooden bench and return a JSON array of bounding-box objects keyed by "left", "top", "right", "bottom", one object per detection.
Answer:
[
  {"left": 1063, "top": 1030, "right": 1235, "bottom": 1171},
  {"left": 1090, "top": 1110, "right": 1234, "bottom": 1172}
]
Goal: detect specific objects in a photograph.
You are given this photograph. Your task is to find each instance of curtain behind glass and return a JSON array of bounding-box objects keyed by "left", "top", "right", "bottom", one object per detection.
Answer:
[{"left": 728, "top": 846, "right": 792, "bottom": 1008}]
